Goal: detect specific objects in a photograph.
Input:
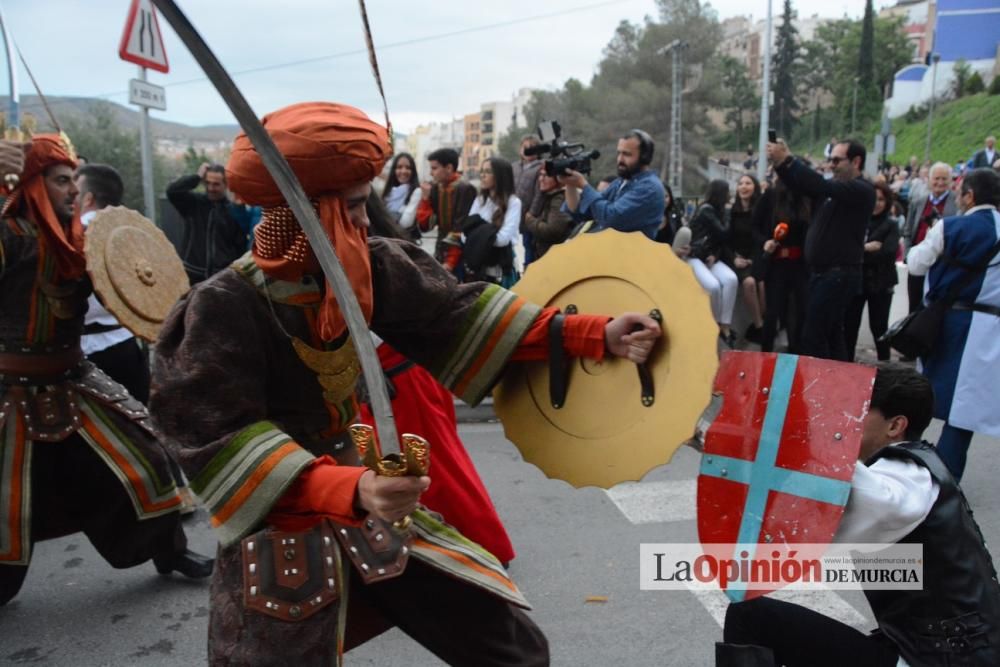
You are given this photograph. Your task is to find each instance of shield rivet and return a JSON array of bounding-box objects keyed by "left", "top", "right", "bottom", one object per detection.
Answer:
[
  {"left": 762, "top": 387, "right": 770, "bottom": 395},
  {"left": 834, "top": 433, "right": 843, "bottom": 440},
  {"left": 706, "top": 457, "right": 713, "bottom": 464},
  {"left": 288, "top": 605, "right": 302, "bottom": 619},
  {"left": 739, "top": 371, "right": 746, "bottom": 379},
  {"left": 720, "top": 468, "right": 728, "bottom": 477},
  {"left": 764, "top": 534, "right": 773, "bottom": 543}
]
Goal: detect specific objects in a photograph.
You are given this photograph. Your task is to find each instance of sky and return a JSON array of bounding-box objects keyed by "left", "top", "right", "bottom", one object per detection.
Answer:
[{"left": 3, "top": 0, "right": 893, "bottom": 134}]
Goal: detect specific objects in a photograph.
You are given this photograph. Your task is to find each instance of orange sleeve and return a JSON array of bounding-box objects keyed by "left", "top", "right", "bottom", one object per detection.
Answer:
[
  {"left": 416, "top": 197, "right": 433, "bottom": 231},
  {"left": 266, "top": 456, "right": 367, "bottom": 531},
  {"left": 511, "top": 307, "right": 610, "bottom": 362}
]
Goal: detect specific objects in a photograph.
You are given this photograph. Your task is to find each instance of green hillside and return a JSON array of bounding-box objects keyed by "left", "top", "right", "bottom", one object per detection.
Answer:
[
  {"left": 885, "top": 93, "right": 999, "bottom": 166},
  {"left": 799, "top": 93, "right": 1000, "bottom": 167}
]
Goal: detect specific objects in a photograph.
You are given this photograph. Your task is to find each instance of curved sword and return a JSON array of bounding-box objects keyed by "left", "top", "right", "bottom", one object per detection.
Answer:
[
  {"left": 150, "top": 0, "right": 400, "bottom": 455},
  {"left": 0, "top": 3, "right": 19, "bottom": 138}
]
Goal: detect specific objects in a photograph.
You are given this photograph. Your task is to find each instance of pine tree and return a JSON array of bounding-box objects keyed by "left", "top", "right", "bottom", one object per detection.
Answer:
[
  {"left": 858, "top": 0, "right": 875, "bottom": 90},
  {"left": 772, "top": 0, "right": 801, "bottom": 135}
]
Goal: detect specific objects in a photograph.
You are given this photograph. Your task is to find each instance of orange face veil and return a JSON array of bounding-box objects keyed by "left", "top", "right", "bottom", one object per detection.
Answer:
[
  {"left": 1, "top": 134, "right": 83, "bottom": 280},
  {"left": 226, "top": 102, "right": 391, "bottom": 342}
]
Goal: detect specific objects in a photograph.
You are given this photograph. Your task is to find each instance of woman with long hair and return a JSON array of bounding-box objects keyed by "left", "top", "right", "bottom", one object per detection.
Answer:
[
  {"left": 729, "top": 174, "right": 765, "bottom": 341},
  {"left": 843, "top": 181, "right": 899, "bottom": 361},
  {"left": 381, "top": 152, "right": 421, "bottom": 241},
  {"left": 465, "top": 156, "right": 521, "bottom": 287},
  {"left": 754, "top": 172, "right": 810, "bottom": 353},
  {"left": 655, "top": 182, "right": 685, "bottom": 245},
  {"left": 689, "top": 179, "right": 739, "bottom": 346}
]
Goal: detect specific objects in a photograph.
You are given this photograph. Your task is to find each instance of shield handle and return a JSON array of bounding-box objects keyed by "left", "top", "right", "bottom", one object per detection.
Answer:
[{"left": 549, "top": 307, "right": 663, "bottom": 410}]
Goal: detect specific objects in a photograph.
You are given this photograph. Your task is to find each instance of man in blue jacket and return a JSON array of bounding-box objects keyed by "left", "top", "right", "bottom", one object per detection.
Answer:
[{"left": 559, "top": 129, "right": 665, "bottom": 239}]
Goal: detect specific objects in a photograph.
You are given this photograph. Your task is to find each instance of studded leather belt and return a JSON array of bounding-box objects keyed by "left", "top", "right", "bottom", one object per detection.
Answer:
[{"left": 0, "top": 347, "right": 84, "bottom": 380}]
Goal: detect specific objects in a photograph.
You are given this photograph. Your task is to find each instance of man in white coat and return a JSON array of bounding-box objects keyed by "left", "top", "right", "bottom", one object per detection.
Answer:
[{"left": 906, "top": 168, "right": 1000, "bottom": 480}]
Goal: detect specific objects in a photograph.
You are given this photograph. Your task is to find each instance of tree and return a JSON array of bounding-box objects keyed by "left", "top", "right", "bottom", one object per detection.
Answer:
[
  {"left": 989, "top": 75, "right": 1000, "bottom": 96},
  {"left": 720, "top": 56, "right": 758, "bottom": 149},
  {"left": 966, "top": 71, "right": 986, "bottom": 95},
  {"left": 858, "top": 0, "right": 875, "bottom": 90},
  {"left": 771, "top": 0, "right": 801, "bottom": 136},
  {"left": 63, "top": 102, "right": 179, "bottom": 217},
  {"left": 183, "top": 145, "right": 211, "bottom": 173},
  {"left": 952, "top": 59, "right": 972, "bottom": 98}
]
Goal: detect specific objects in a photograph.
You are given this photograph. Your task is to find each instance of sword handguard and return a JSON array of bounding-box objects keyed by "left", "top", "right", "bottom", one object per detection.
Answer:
[{"left": 348, "top": 425, "right": 430, "bottom": 531}]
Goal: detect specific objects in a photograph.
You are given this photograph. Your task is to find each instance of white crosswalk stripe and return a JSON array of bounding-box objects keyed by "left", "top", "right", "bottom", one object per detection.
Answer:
[{"left": 606, "top": 478, "right": 872, "bottom": 631}]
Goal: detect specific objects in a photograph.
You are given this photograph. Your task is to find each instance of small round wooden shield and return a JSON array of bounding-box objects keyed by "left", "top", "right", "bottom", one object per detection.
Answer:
[
  {"left": 84, "top": 206, "right": 190, "bottom": 342},
  {"left": 494, "top": 230, "right": 719, "bottom": 488}
]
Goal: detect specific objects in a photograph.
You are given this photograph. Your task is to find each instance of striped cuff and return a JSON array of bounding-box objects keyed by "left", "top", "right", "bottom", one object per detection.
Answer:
[
  {"left": 431, "top": 284, "right": 542, "bottom": 406},
  {"left": 190, "top": 421, "right": 316, "bottom": 546}
]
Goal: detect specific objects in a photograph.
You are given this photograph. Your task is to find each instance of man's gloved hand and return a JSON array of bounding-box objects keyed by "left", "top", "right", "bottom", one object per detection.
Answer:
[{"left": 0, "top": 140, "right": 28, "bottom": 189}]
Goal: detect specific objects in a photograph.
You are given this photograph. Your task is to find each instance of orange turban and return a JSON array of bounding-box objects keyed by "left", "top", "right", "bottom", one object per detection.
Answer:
[
  {"left": 226, "top": 102, "right": 391, "bottom": 342},
  {"left": 2, "top": 134, "right": 83, "bottom": 280}
]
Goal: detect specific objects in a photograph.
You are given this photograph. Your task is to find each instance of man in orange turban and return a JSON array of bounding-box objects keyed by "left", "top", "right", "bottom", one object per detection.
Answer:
[
  {"left": 150, "top": 102, "right": 661, "bottom": 666},
  {"left": 0, "top": 136, "right": 213, "bottom": 608}
]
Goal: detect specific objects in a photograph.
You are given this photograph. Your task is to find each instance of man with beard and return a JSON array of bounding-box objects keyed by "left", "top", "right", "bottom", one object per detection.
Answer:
[
  {"left": 0, "top": 136, "right": 212, "bottom": 607},
  {"left": 558, "top": 129, "right": 665, "bottom": 239}
]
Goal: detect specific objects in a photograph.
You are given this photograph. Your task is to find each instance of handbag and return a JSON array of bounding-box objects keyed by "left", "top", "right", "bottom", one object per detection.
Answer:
[{"left": 883, "top": 236, "right": 1000, "bottom": 358}]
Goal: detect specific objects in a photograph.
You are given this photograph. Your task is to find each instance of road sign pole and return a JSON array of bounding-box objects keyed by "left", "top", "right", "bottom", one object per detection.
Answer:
[{"left": 137, "top": 65, "right": 156, "bottom": 224}]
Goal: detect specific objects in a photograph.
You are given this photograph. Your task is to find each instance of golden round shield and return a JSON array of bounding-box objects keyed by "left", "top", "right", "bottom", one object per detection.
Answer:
[
  {"left": 84, "top": 206, "right": 190, "bottom": 342},
  {"left": 494, "top": 229, "right": 718, "bottom": 488}
]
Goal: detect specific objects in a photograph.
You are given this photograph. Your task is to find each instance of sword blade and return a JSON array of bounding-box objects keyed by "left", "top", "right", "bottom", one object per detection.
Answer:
[{"left": 151, "top": 0, "right": 400, "bottom": 455}]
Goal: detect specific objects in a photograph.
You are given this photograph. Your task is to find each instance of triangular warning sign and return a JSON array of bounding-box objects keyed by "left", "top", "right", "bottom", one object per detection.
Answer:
[{"left": 119, "top": 0, "right": 169, "bottom": 73}]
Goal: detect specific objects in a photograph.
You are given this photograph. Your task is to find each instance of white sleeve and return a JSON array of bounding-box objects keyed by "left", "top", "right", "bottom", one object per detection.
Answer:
[
  {"left": 833, "top": 459, "right": 938, "bottom": 548},
  {"left": 398, "top": 189, "right": 420, "bottom": 229},
  {"left": 493, "top": 196, "right": 522, "bottom": 247},
  {"left": 906, "top": 219, "right": 945, "bottom": 277},
  {"left": 468, "top": 196, "right": 484, "bottom": 220}
]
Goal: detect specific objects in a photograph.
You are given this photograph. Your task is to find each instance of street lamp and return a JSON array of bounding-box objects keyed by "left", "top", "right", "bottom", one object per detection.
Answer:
[
  {"left": 756, "top": 0, "right": 773, "bottom": 183},
  {"left": 657, "top": 39, "right": 687, "bottom": 197},
  {"left": 924, "top": 53, "right": 941, "bottom": 163}
]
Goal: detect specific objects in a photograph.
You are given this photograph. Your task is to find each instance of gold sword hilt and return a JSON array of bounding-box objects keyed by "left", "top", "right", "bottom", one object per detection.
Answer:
[{"left": 348, "top": 424, "right": 430, "bottom": 530}]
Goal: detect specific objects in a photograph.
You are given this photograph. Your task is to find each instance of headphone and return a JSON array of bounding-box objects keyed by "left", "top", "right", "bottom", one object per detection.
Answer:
[{"left": 629, "top": 129, "right": 655, "bottom": 166}]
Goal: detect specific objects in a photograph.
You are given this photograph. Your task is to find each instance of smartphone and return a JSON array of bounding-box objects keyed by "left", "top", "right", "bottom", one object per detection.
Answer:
[{"left": 768, "top": 129, "right": 777, "bottom": 143}]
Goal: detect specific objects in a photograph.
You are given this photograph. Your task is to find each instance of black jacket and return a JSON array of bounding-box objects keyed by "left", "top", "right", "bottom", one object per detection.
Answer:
[
  {"left": 775, "top": 158, "right": 875, "bottom": 270},
  {"left": 861, "top": 212, "right": 900, "bottom": 294},
  {"left": 865, "top": 442, "right": 1000, "bottom": 667},
  {"left": 166, "top": 174, "right": 248, "bottom": 284},
  {"left": 688, "top": 203, "right": 729, "bottom": 262}
]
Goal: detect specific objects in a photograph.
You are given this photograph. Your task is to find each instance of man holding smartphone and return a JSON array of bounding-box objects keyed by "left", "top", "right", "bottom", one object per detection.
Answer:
[{"left": 767, "top": 137, "right": 875, "bottom": 361}]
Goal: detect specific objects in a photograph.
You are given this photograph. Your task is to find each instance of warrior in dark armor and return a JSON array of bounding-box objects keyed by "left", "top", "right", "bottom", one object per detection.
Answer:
[
  {"left": 0, "top": 135, "right": 212, "bottom": 606},
  {"left": 148, "top": 102, "right": 661, "bottom": 666}
]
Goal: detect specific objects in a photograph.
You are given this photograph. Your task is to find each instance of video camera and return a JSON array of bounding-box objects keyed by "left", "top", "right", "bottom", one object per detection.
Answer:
[{"left": 524, "top": 120, "right": 600, "bottom": 177}]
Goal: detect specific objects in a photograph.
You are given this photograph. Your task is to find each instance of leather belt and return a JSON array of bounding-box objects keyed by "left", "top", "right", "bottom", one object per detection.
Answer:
[
  {"left": 775, "top": 246, "right": 803, "bottom": 260},
  {"left": 0, "top": 347, "right": 84, "bottom": 380}
]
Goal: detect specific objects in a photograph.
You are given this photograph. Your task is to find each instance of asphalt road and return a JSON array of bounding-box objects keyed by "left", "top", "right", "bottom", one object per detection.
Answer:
[
  {"left": 3, "top": 256, "right": 995, "bottom": 666},
  {"left": 3, "top": 416, "right": 999, "bottom": 666}
]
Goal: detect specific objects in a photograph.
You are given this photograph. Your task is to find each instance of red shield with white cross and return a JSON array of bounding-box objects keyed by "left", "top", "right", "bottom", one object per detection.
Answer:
[{"left": 697, "top": 352, "right": 875, "bottom": 602}]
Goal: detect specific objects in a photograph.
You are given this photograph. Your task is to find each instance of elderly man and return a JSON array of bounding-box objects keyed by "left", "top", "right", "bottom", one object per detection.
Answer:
[
  {"left": 903, "top": 162, "right": 958, "bottom": 315},
  {"left": 0, "top": 136, "right": 211, "bottom": 607},
  {"left": 149, "top": 102, "right": 661, "bottom": 666},
  {"left": 970, "top": 135, "right": 997, "bottom": 170},
  {"left": 907, "top": 168, "right": 1000, "bottom": 481}
]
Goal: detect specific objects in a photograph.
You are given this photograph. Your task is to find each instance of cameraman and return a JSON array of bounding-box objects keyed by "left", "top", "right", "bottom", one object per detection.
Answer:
[
  {"left": 767, "top": 138, "right": 875, "bottom": 361},
  {"left": 558, "top": 130, "right": 665, "bottom": 239}
]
